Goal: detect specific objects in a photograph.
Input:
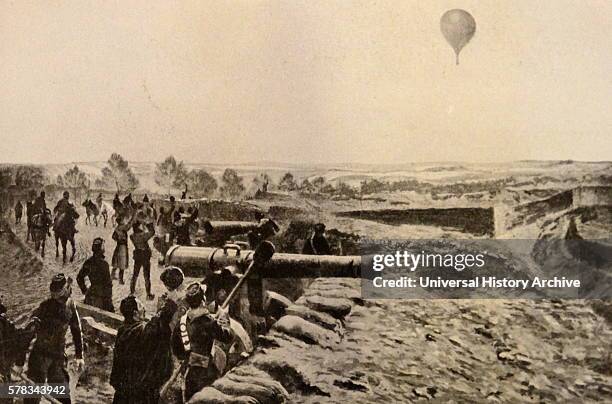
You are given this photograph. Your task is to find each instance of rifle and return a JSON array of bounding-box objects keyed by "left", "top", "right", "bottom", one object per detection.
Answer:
[{"left": 159, "top": 241, "right": 275, "bottom": 397}]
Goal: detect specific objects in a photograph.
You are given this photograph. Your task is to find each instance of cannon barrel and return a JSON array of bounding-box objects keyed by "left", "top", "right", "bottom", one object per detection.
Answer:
[
  {"left": 203, "top": 221, "right": 260, "bottom": 237},
  {"left": 165, "top": 245, "right": 361, "bottom": 279}
]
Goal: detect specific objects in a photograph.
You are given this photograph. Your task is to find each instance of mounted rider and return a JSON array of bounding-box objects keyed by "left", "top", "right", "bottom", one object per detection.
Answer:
[
  {"left": 53, "top": 191, "right": 79, "bottom": 234},
  {"left": 95, "top": 193, "right": 103, "bottom": 209},
  {"left": 33, "top": 191, "right": 47, "bottom": 216},
  {"left": 54, "top": 191, "right": 72, "bottom": 215}
]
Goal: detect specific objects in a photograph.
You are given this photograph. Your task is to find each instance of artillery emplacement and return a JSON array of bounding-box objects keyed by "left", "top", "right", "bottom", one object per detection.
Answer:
[{"left": 164, "top": 243, "right": 361, "bottom": 317}]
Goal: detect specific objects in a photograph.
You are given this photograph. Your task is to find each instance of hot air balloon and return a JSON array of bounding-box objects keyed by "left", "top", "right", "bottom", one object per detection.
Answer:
[{"left": 440, "top": 9, "right": 476, "bottom": 65}]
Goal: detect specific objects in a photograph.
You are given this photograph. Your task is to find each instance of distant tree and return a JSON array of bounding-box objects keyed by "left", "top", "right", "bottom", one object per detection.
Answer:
[
  {"left": 99, "top": 153, "right": 139, "bottom": 192},
  {"left": 300, "top": 178, "right": 315, "bottom": 193},
  {"left": 0, "top": 168, "right": 13, "bottom": 189},
  {"left": 57, "top": 165, "right": 89, "bottom": 202},
  {"left": 252, "top": 173, "right": 271, "bottom": 193},
  {"left": 360, "top": 178, "right": 388, "bottom": 195},
  {"left": 320, "top": 182, "right": 335, "bottom": 194},
  {"left": 312, "top": 176, "right": 326, "bottom": 191},
  {"left": 154, "top": 155, "right": 189, "bottom": 194},
  {"left": 335, "top": 182, "right": 357, "bottom": 198},
  {"left": 186, "top": 169, "right": 217, "bottom": 198},
  {"left": 14, "top": 166, "right": 45, "bottom": 189},
  {"left": 219, "top": 168, "right": 245, "bottom": 199},
  {"left": 278, "top": 172, "right": 298, "bottom": 191},
  {"left": 57, "top": 166, "right": 88, "bottom": 189}
]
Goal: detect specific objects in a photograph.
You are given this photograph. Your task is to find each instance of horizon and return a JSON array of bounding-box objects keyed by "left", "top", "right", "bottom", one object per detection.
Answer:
[{"left": 1, "top": 158, "right": 611, "bottom": 168}]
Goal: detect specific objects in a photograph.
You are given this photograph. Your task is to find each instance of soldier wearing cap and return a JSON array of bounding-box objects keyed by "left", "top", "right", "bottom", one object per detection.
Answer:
[
  {"left": 77, "top": 238, "right": 114, "bottom": 312},
  {"left": 53, "top": 191, "right": 71, "bottom": 216},
  {"left": 22, "top": 274, "right": 84, "bottom": 404},
  {"left": 130, "top": 221, "right": 156, "bottom": 300},
  {"left": 171, "top": 282, "right": 233, "bottom": 401},
  {"left": 302, "top": 222, "right": 331, "bottom": 255},
  {"left": 160, "top": 266, "right": 188, "bottom": 331},
  {"left": 110, "top": 294, "right": 178, "bottom": 403}
]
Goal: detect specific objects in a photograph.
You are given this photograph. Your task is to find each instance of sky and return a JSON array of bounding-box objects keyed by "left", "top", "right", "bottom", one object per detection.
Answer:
[{"left": 1, "top": 0, "right": 611, "bottom": 165}]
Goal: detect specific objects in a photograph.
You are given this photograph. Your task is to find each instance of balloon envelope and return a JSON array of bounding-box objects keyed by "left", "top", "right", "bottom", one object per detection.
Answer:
[{"left": 440, "top": 9, "right": 476, "bottom": 65}]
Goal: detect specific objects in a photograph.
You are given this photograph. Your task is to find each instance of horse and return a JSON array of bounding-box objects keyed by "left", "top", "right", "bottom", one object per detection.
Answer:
[
  {"left": 30, "top": 209, "right": 53, "bottom": 257},
  {"left": 82, "top": 199, "right": 100, "bottom": 226},
  {"left": 54, "top": 205, "right": 79, "bottom": 263}
]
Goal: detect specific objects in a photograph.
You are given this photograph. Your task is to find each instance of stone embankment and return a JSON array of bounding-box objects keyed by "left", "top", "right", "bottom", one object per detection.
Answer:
[
  {"left": 189, "top": 278, "right": 362, "bottom": 403},
  {"left": 190, "top": 275, "right": 612, "bottom": 403}
]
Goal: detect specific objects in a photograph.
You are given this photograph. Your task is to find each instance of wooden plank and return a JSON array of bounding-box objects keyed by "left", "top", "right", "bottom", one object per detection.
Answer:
[
  {"left": 81, "top": 316, "right": 117, "bottom": 345},
  {"left": 75, "top": 302, "right": 123, "bottom": 330}
]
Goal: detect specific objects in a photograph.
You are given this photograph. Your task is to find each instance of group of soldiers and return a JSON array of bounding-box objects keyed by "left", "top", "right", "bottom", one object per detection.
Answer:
[
  {"left": 2, "top": 246, "right": 231, "bottom": 403},
  {"left": 3, "top": 190, "right": 334, "bottom": 403},
  {"left": 13, "top": 191, "right": 78, "bottom": 240}
]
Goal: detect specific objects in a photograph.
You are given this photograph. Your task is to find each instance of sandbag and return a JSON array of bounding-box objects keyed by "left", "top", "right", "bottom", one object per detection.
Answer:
[{"left": 188, "top": 387, "right": 257, "bottom": 404}]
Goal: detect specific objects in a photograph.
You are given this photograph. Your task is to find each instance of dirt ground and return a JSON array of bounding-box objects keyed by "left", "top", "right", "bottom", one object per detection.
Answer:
[{"left": 2, "top": 210, "right": 173, "bottom": 404}]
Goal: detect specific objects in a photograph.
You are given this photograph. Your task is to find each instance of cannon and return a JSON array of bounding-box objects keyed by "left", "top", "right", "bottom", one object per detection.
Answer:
[
  {"left": 202, "top": 220, "right": 261, "bottom": 236},
  {"left": 164, "top": 244, "right": 361, "bottom": 317},
  {"left": 164, "top": 244, "right": 361, "bottom": 279},
  {"left": 196, "top": 218, "right": 280, "bottom": 247}
]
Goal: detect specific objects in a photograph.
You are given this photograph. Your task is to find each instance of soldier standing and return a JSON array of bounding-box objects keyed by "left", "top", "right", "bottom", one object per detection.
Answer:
[
  {"left": 302, "top": 223, "right": 331, "bottom": 255},
  {"left": 110, "top": 294, "right": 177, "bottom": 404},
  {"left": 156, "top": 197, "right": 176, "bottom": 259},
  {"left": 111, "top": 211, "right": 135, "bottom": 284},
  {"left": 77, "top": 238, "right": 114, "bottom": 312},
  {"left": 14, "top": 201, "right": 23, "bottom": 225},
  {"left": 171, "top": 282, "right": 232, "bottom": 401},
  {"left": 130, "top": 221, "right": 156, "bottom": 300},
  {"left": 21, "top": 274, "right": 84, "bottom": 404},
  {"left": 174, "top": 208, "right": 199, "bottom": 246}
]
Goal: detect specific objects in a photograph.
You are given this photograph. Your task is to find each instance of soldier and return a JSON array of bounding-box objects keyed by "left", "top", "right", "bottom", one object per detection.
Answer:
[
  {"left": 247, "top": 218, "right": 279, "bottom": 249},
  {"left": 22, "top": 274, "right": 84, "bottom": 404},
  {"left": 14, "top": 200, "right": 23, "bottom": 225},
  {"left": 302, "top": 223, "right": 331, "bottom": 255},
  {"left": 174, "top": 208, "right": 199, "bottom": 246},
  {"left": 33, "top": 191, "right": 47, "bottom": 216},
  {"left": 0, "top": 297, "right": 38, "bottom": 397},
  {"left": 141, "top": 195, "right": 157, "bottom": 224},
  {"left": 173, "top": 206, "right": 184, "bottom": 225},
  {"left": 77, "top": 238, "right": 114, "bottom": 312},
  {"left": 112, "top": 193, "right": 122, "bottom": 211},
  {"left": 171, "top": 282, "right": 232, "bottom": 401},
  {"left": 156, "top": 197, "right": 176, "bottom": 259},
  {"left": 130, "top": 221, "right": 156, "bottom": 300},
  {"left": 160, "top": 266, "right": 187, "bottom": 331},
  {"left": 95, "top": 193, "right": 103, "bottom": 209},
  {"left": 110, "top": 294, "right": 178, "bottom": 404},
  {"left": 53, "top": 191, "right": 72, "bottom": 216},
  {"left": 122, "top": 193, "right": 134, "bottom": 210}
]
